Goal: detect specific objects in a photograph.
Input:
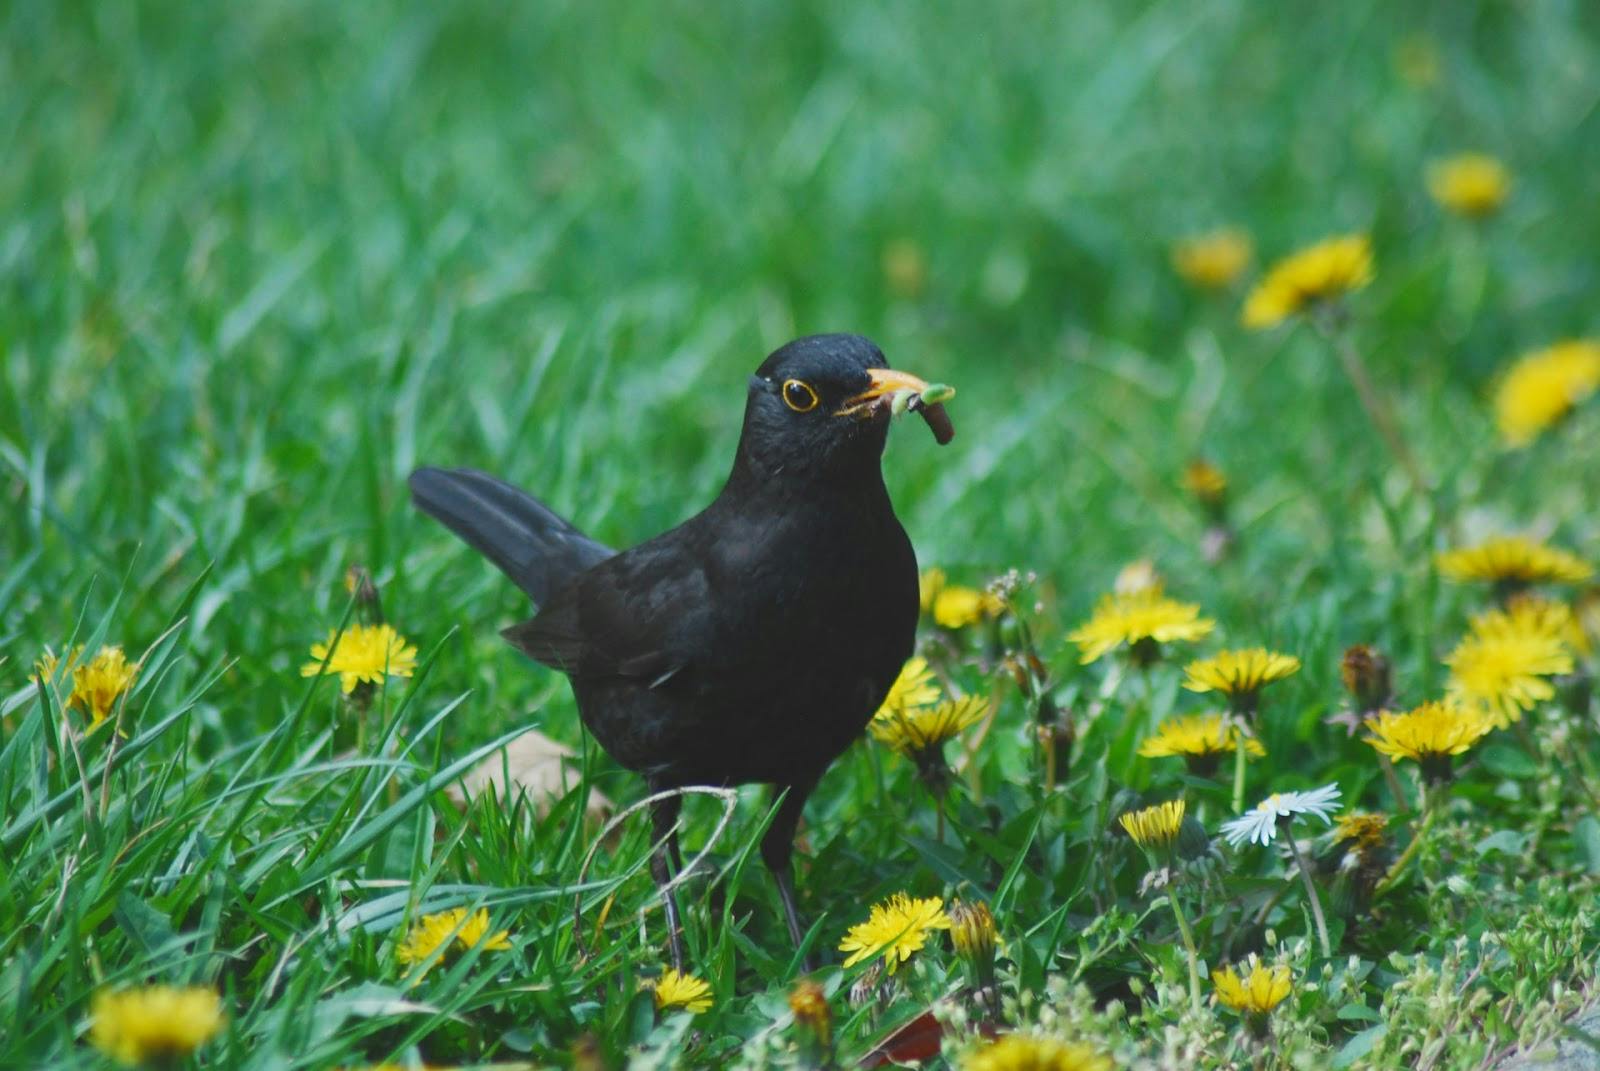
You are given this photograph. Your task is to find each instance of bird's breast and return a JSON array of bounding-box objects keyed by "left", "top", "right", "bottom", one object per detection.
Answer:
[
  {"left": 577, "top": 486, "right": 921, "bottom": 788},
  {"left": 701, "top": 500, "right": 918, "bottom": 711}
]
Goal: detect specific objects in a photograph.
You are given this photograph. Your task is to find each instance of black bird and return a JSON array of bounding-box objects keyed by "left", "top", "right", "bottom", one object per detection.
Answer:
[{"left": 408, "top": 333, "right": 953, "bottom": 968}]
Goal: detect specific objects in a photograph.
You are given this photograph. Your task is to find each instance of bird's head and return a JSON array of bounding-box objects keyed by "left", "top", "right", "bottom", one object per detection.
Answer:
[{"left": 733, "top": 334, "right": 953, "bottom": 483}]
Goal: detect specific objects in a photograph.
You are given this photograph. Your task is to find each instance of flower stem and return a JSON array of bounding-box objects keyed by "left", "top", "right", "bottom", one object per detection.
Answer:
[
  {"left": 1288, "top": 832, "right": 1332, "bottom": 958},
  {"left": 1561, "top": 735, "right": 1600, "bottom": 811},
  {"left": 1232, "top": 731, "right": 1248, "bottom": 814},
  {"left": 1167, "top": 889, "right": 1203, "bottom": 1014},
  {"left": 1377, "top": 753, "right": 1410, "bottom": 814},
  {"left": 1314, "top": 319, "right": 1431, "bottom": 503},
  {"left": 1043, "top": 724, "right": 1058, "bottom": 793},
  {"left": 1513, "top": 718, "right": 1540, "bottom": 760},
  {"left": 1376, "top": 780, "right": 1434, "bottom": 897}
]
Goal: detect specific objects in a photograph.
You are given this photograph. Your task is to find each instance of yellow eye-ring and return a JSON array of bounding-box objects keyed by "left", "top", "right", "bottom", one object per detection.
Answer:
[{"left": 781, "top": 379, "right": 819, "bottom": 413}]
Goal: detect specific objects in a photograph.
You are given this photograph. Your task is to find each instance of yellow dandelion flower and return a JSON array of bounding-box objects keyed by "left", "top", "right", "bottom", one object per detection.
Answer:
[
  {"left": 301, "top": 623, "right": 419, "bottom": 694},
  {"left": 919, "top": 567, "right": 947, "bottom": 613},
  {"left": 1437, "top": 535, "right": 1594, "bottom": 586},
  {"left": 1171, "top": 229, "right": 1252, "bottom": 290},
  {"left": 1426, "top": 154, "right": 1511, "bottom": 218},
  {"left": 89, "top": 985, "right": 225, "bottom": 1066},
  {"left": 1182, "top": 648, "right": 1301, "bottom": 714},
  {"left": 71, "top": 646, "right": 140, "bottom": 728},
  {"left": 932, "top": 586, "right": 1001, "bottom": 629},
  {"left": 839, "top": 892, "right": 951, "bottom": 974},
  {"left": 1241, "top": 233, "right": 1373, "bottom": 329},
  {"left": 876, "top": 656, "right": 941, "bottom": 718},
  {"left": 933, "top": 585, "right": 1005, "bottom": 629},
  {"left": 1493, "top": 340, "right": 1600, "bottom": 447},
  {"left": 1118, "top": 799, "right": 1186, "bottom": 852},
  {"left": 869, "top": 695, "right": 991, "bottom": 759},
  {"left": 1444, "top": 611, "right": 1572, "bottom": 728},
  {"left": 1182, "top": 459, "right": 1228, "bottom": 503},
  {"left": 31, "top": 644, "right": 84, "bottom": 685},
  {"left": 1067, "top": 590, "right": 1215, "bottom": 665},
  {"left": 453, "top": 907, "right": 512, "bottom": 952},
  {"left": 1139, "top": 713, "right": 1264, "bottom": 777},
  {"left": 395, "top": 911, "right": 457, "bottom": 974},
  {"left": 649, "top": 967, "right": 713, "bottom": 1014},
  {"left": 1503, "top": 593, "right": 1589, "bottom": 656},
  {"left": 395, "top": 907, "right": 511, "bottom": 981},
  {"left": 1212, "top": 956, "right": 1292, "bottom": 1015},
  {"left": 1332, "top": 812, "right": 1388, "bottom": 851},
  {"left": 964, "top": 1034, "right": 1114, "bottom": 1071},
  {"left": 1363, "top": 701, "right": 1493, "bottom": 782}
]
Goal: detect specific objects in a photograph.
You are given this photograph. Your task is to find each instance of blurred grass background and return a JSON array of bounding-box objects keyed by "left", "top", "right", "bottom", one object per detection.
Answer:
[
  {"left": 8, "top": 0, "right": 1598, "bottom": 736},
  {"left": 3, "top": 0, "right": 1599, "bottom": 1065},
  {"left": 6, "top": 0, "right": 1597, "bottom": 637}
]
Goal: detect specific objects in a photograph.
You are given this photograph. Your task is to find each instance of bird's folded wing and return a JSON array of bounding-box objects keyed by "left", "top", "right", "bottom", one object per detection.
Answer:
[{"left": 501, "top": 540, "right": 711, "bottom": 688}]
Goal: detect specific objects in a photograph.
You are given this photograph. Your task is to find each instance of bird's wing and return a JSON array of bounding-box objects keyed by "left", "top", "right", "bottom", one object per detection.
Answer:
[
  {"left": 500, "top": 536, "right": 712, "bottom": 687},
  {"left": 408, "top": 466, "right": 615, "bottom": 607}
]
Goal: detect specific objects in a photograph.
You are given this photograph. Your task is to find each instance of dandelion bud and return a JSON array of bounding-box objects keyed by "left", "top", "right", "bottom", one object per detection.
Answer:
[
  {"left": 344, "top": 563, "right": 380, "bottom": 609},
  {"left": 1340, "top": 645, "right": 1392, "bottom": 714},
  {"left": 788, "top": 980, "right": 833, "bottom": 1064},
  {"left": 848, "top": 960, "right": 889, "bottom": 1011},
  {"left": 949, "top": 900, "right": 999, "bottom": 981},
  {"left": 1035, "top": 714, "right": 1075, "bottom": 785},
  {"left": 570, "top": 1033, "right": 610, "bottom": 1071},
  {"left": 1176, "top": 813, "right": 1211, "bottom": 862},
  {"left": 1182, "top": 459, "right": 1228, "bottom": 510},
  {"left": 1032, "top": 688, "right": 1058, "bottom": 726},
  {"left": 1323, "top": 814, "right": 1391, "bottom": 919}
]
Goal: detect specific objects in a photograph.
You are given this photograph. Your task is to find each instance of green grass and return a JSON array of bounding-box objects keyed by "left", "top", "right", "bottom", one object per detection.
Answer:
[{"left": 4, "top": 1, "right": 1600, "bottom": 1067}]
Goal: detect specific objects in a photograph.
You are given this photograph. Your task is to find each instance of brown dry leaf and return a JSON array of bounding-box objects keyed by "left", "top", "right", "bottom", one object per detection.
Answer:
[{"left": 446, "top": 727, "right": 612, "bottom": 821}]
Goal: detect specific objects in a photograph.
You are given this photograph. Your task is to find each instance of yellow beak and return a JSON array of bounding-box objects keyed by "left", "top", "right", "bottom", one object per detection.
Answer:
[{"left": 835, "top": 368, "right": 932, "bottom": 417}]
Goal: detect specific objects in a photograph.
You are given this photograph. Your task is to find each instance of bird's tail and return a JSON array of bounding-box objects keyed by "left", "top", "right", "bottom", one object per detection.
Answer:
[{"left": 408, "top": 466, "right": 614, "bottom": 606}]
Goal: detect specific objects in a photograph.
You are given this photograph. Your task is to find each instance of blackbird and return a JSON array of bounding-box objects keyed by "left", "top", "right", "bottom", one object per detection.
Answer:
[{"left": 408, "top": 333, "right": 953, "bottom": 968}]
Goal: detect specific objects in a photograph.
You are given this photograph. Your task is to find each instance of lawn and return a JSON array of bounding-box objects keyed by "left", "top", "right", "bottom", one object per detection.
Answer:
[{"left": 4, "top": 1, "right": 1600, "bottom": 1068}]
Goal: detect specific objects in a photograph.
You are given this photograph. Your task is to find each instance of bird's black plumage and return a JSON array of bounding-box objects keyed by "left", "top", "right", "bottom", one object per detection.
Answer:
[{"left": 409, "top": 333, "right": 944, "bottom": 966}]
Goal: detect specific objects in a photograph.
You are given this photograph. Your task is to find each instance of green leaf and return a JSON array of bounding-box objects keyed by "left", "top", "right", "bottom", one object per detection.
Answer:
[
  {"left": 113, "top": 891, "right": 177, "bottom": 957},
  {"left": 1336, "top": 1002, "right": 1381, "bottom": 1022},
  {"left": 1479, "top": 744, "right": 1539, "bottom": 780},
  {"left": 1573, "top": 817, "right": 1600, "bottom": 875},
  {"left": 1333, "top": 1024, "right": 1386, "bottom": 1068},
  {"left": 1475, "top": 830, "right": 1529, "bottom": 857}
]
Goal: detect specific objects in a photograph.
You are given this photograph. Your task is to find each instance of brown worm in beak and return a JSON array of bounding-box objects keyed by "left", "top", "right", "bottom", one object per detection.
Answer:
[{"left": 915, "top": 399, "right": 955, "bottom": 444}]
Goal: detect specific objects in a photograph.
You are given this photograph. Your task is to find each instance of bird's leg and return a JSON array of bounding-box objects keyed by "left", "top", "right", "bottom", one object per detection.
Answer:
[
  {"left": 650, "top": 791, "right": 686, "bottom": 972},
  {"left": 762, "top": 780, "right": 818, "bottom": 969}
]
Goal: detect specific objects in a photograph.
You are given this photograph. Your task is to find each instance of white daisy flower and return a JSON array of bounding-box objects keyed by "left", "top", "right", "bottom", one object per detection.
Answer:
[{"left": 1222, "top": 784, "right": 1343, "bottom": 847}]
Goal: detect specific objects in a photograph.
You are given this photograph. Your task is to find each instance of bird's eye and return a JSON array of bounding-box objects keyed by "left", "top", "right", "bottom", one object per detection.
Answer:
[{"left": 781, "top": 379, "right": 819, "bottom": 413}]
